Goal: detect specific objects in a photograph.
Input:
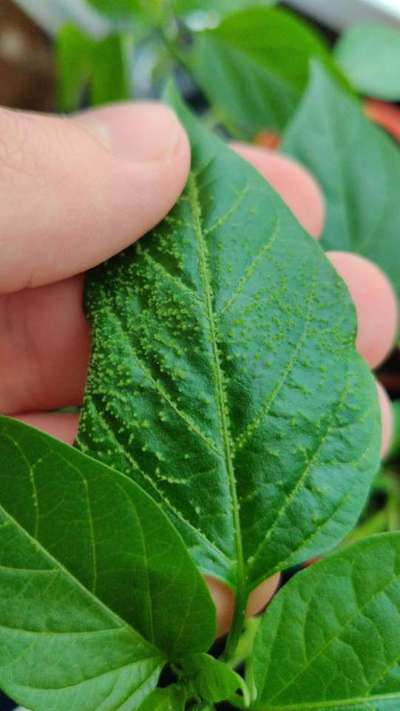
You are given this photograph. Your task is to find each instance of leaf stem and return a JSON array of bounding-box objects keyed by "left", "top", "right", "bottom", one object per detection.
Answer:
[{"left": 224, "top": 585, "right": 248, "bottom": 663}]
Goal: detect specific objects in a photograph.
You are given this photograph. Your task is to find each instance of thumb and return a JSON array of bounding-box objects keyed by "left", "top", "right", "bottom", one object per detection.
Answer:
[{"left": 0, "top": 102, "right": 190, "bottom": 293}]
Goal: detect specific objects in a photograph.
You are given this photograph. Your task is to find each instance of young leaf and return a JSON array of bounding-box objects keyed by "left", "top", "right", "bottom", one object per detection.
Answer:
[
  {"left": 0, "top": 417, "right": 215, "bottom": 710},
  {"left": 184, "top": 653, "right": 248, "bottom": 703},
  {"left": 335, "top": 24, "right": 400, "bottom": 101},
  {"left": 283, "top": 63, "right": 400, "bottom": 299},
  {"left": 138, "top": 686, "right": 186, "bottom": 710},
  {"left": 252, "top": 533, "right": 400, "bottom": 710},
  {"left": 190, "top": 7, "right": 346, "bottom": 136},
  {"left": 77, "top": 88, "right": 380, "bottom": 602}
]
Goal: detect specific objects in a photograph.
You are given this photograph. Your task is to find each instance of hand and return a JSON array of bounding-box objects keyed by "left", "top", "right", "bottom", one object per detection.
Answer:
[{"left": 0, "top": 103, "right": 396, "bottom": 637}]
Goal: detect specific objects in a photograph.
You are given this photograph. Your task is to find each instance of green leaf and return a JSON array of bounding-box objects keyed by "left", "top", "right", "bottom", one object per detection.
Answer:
[
  {"left": 87, "top": 0, "right": 138, "bottom": 19},
  {"left": 57, "top": 25, "right": 92, "bottom": 112},
  {"left": 0, "top": 417, "right": 215, "bottom": 710},
  {"left": 190, "top": 7, "right": 346, "bottom": 137},
  {"left": 335, "top": 23, "right": 400, "bottom": 101},
  {"left": 388, "top": 401, "right": 400, "bottom": 461},
  {"left": 77, "top": 88, "right": 380, "bottom": 601},
  {"left": 252, "top": 533, "right": 400, "bottom": 710},
  {"left": 138, "top": 686, "right": 186, "bottom": 710},
  {"left": 174, "top": 0, "right": 277, "bottom": 20},
  {"left": 184, "top": 653, "right": 248, "bottom": 703},
  {"left": 283, "top": 62, "right": 400, "bottom": 300},
  {"left": 90, "top": 33, "right": 133, "bottom": 106},
  {"left": 57, "top": 25, "right": 132, "bottom": 112}
]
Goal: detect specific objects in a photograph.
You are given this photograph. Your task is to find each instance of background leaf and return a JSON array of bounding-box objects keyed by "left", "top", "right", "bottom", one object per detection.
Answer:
[
  {"left": 190, "top": 7, "right": 345, "bottom": 137},
  {"left": 173, "top": 0, "right": 277, "bottom": 19},
  {"left": 335, "top": 24, "right": 400, "bottom": 101},
  {"left": 87, "top": 0, "right": 139, "bottom": 19},
  {"left": 0, "top": 417, "right": 215, "bottom": 709},
  {"left": 283, "top": 63, "right": 400, "bottom": 300},
  {"left": 57, "top": 25, "right": 133, "bottom": 112},
  {"left": 78, "top": 91, "right": 380, "bottom": 600},
  {"left": 252, "top": 533, "right": 400, "bottom": 710}
]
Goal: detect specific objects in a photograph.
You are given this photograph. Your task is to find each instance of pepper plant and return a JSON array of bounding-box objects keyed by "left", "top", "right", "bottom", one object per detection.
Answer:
[{"left": 1, "top": 2, "right": 400, "bottom": 710}]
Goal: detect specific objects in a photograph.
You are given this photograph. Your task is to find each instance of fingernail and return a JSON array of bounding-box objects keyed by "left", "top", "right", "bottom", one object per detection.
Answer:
[{"left": 75, "top": 103, "right": 183, "bottom": 162}]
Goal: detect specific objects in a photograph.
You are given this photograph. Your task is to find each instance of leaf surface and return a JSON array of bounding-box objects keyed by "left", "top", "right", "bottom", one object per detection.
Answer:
[
  {"left": 252, "top": 533, "right": 400, "bottom": 710},
  {"left": 283, "top": 63, "right": 400, "bottom": 299},
  {"left": 0, "top": 417, "right": 215, "bottom": 709},
  {"left": 335, "top": 24, "right": 400, "bottom": 101},
  {"left": 190, "top": 7, "right": 344, "bottom": 136},
  {"left": 77, "top": 89, "right": 380, "bottom": 596}
]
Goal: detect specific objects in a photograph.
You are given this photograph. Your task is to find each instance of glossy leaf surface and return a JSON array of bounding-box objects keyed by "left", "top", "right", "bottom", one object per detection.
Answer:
[
  {"left": 335, "top": 24, "right": 400, "bottom": 101},
  {"left": 283, "top": 63, "right": 400, "bottom": 299},
  {"left": 252, "top": 533, "right": 400, "bottom": 710},
  {"left": 0, "top": 417, "right": 215, "bottom": 709},
  {"left": 78, "top": 90, "right": 380, "bottom": 597},
  {"left": 191, "top": 7, "right": 344, "bottom": 136}
]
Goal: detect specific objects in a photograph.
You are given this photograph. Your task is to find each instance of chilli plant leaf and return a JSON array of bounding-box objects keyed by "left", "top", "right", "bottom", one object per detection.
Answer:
[
  {"left": 77, "top": 87, "right": 380, "bottom": 649},
  {"left": 0, "top": 417, "right": 215, "bottom": 710},
  {"left": 283, "top": 62, "right": 400, "bottom": 300},
  {"left": 57, "top": 25, "right": 133, "bottom": 112},
  {"left": 190, "top": 6, "right": 347, "bottom": 137},
  {"left": 252, "top": 532, "right": 400, "bottom": 710},
  {"left": 335, "top": 23, "right": 400, "bottom": 101}
]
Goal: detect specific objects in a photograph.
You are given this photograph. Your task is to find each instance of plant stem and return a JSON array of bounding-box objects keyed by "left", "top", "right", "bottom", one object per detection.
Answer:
[{"left": 224, "top": 585, "right": 248, "bottom": 663}]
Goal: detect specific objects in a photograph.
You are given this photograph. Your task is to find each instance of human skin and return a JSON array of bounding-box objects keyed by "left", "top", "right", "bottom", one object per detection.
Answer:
[{"left": 0, "top": 102, "right": 397, "bottom": 634}]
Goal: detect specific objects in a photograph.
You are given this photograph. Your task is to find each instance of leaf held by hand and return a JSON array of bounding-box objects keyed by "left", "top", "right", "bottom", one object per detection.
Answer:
[{"left": 78, "top": 88, "right": 380, "bottom": 602}]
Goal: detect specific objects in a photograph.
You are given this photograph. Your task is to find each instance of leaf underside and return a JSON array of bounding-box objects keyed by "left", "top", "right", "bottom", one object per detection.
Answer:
[
  {"left": 77, "top": 90, "right": 380, "bottom": 597},
  {"left": 0, "top": 417, "right": 215, "bottom": 710},
  {"left": 252, "top": 533, "right": 400, "bottom": 711},
  {"left": 283, "top": 63, "right": 400, "bottom": 300}
]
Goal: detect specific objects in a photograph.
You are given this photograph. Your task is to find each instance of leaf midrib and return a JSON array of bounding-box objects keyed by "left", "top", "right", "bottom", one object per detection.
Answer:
[{"left": 188, "top": 171, "right": 245, "bottom": 589}]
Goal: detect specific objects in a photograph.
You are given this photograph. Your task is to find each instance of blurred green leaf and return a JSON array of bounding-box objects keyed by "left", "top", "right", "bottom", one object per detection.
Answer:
[
  {"left": 284, "top": 63, "right": 400, "bottom": 299},
  {"left": 388, "top": 400, "right": 400, "bottom": 461},
  {"left": 335, "top": 23, "right": 400, "bottom": 100},
  {"left": 91, "top": 33, "right": 133, "bottom": 105},
  {"left": 57, "top": 25, "right": 92, "bottom": 111},
  {"left": 174, "top": 0, "right": 277, "bottom": 19},
  {"left": 88, "top": 0, "right": 139, "bottom": 19},
  {"left": 190, "top": 7, "right": 347, "bottom": 137},
  {"left": 57, "top": 25, "right": 133, "bottom": 112}
]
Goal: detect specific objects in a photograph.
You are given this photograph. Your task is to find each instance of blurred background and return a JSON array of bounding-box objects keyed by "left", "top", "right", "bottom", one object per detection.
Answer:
[{"left": 1, "top": 0, "right": 400, "bottom": 111}]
